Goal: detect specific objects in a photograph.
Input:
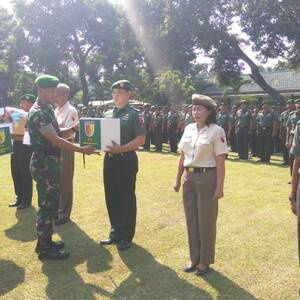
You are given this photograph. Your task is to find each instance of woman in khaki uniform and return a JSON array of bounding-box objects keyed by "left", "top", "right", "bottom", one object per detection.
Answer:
[{"left": 174, "top": 94, "right": 228, "bottom": 276}]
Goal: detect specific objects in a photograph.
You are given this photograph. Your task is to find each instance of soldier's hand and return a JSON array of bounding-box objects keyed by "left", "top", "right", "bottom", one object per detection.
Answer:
[
  {"left": 213, "top": 188, "right": 224, "bottom": 201},
  {"left": 173, "top": 179, "right": 181, "bottom": 193},
  {"left": 285, "top": 142, "right": 291, "bottom": 149},
  {"left": 81, "top": 145, "right": 96, "bottom": 155},
  {"left": 106, "top": 140, "right": 123, "bottom": 154}
]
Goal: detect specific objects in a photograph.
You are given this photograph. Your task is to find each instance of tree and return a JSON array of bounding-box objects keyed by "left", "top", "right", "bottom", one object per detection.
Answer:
[
  {"left": 236, "top": 0, "right": 300, "bottom": 67},
  {"left": 14, "top": 0, "right": 120, "bottom": 105},
  {"left": 176, "top": 0, "right": 284, "bottom": 102}
]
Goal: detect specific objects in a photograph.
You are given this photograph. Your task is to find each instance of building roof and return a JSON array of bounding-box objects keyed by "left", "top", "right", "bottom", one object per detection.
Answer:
[{"left": 202, "top": 70, "right": 300, "bottom": 95}]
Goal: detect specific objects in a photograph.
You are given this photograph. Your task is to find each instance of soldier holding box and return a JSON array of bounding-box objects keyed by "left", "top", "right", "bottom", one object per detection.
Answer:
[{"left": 100, "top": 80, "right": 146, "bottom": 251}]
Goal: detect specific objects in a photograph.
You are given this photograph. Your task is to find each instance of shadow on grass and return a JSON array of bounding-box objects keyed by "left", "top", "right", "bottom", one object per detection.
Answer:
[
  {"left": 41, "top": 221, "right": 113, "bottom": 300},
  {"left": 86, "top": 244, "right": 212, "bottom": 299},
  {"left": 5, "top": 206, "right": 36, "bottom": 242},
  {"left": 203, "top": 269, "right": 257, "bottom": 300},
  {"left": 0, "top": 260, "right": 25, "bottom": 296},
  {"left": 226, "top": 157, "right": 288, "bottom": 168}
]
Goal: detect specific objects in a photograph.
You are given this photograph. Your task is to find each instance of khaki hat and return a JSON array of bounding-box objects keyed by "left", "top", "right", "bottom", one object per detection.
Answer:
[{"left": 192, "top": 94, "right": 217, "bottom": 108}]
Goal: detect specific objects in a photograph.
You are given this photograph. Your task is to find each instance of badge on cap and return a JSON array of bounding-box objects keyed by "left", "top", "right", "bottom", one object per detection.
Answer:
[{"left": 120, "top": 82, "right": 124, "bottom": 88}]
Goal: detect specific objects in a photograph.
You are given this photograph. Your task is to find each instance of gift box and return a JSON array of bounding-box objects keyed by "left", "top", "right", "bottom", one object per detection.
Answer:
[{"left": 79, "top": 118, "right": 120, "bottom": 151}]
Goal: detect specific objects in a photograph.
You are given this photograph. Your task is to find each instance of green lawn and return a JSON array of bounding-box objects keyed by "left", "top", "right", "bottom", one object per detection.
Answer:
[{"left": 0, "top": 150, "right": 299, "bottom": 299}]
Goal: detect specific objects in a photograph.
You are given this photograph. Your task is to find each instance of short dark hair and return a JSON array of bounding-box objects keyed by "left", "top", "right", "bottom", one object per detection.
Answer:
[{"left": 206, "top": 106, "right": 217, "bottom": 125}]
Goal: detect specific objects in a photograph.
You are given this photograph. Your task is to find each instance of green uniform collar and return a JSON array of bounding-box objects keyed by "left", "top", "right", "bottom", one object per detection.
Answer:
[
  {"left": 37, "top": 97, "right": 52, "bottom": 111},
  {"left": 113, "top": 103, "right": 130, "bottom": 113}
]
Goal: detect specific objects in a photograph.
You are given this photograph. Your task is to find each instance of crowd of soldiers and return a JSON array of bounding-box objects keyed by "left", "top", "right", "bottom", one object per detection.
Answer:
[{"left": 75, "top": 98, "right": 299, "bottom": 167}]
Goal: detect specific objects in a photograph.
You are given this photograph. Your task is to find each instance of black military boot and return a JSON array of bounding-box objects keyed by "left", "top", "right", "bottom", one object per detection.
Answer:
[
  {"left": 35, "top": 237, "right": 65, "bottom": 254},
  {"left": 37, "top": 238, "right": 70, "bottom": 260}
]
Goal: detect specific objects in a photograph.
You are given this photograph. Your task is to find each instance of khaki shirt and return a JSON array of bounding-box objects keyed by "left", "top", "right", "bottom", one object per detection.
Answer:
[
  {"left": 55, "top": 101, "right": 78, "bottom": 139},
  {"left": 179, "top": 123, "right": 228, "bottom": 167}
]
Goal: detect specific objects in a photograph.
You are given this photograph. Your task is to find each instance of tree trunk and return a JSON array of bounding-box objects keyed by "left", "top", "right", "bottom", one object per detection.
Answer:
[
  {"left": 232, "top": 41, "right": 285, "bottom": 104},
  {"left": 72, "top": 34, "right": 90, "bottom": 106}
]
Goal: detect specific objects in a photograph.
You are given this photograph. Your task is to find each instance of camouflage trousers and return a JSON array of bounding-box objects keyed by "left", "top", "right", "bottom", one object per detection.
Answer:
[{"left": 30, "top": 155, "right": 61, "bottom": 239}]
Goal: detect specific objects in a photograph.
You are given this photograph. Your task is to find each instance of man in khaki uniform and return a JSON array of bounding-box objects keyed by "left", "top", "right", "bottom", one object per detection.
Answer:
[{"left": 54, "top": 83, "right": 79, "bottom": 225}]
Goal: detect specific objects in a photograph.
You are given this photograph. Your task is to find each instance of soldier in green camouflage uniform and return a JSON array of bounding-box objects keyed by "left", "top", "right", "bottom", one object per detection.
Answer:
[{"left": 28, "top": 74, "right": 95, "bottom": 260}]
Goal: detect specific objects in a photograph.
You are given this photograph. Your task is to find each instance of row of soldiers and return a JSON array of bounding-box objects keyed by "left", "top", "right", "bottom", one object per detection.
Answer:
[
  {"left": 75, "top": 98, "right": 299, "bottom": 166},
  {"left": 138, "top": 98, "right": 300, "bottom": 168},
  {"left": 216, "top": 98, "right": 299, "bottom": 167}
]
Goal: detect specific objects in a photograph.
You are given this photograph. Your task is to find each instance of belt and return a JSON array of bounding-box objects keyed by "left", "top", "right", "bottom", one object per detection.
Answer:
[
  {"left": 261, "top": 127, "right": 272, "bottom": 130},
  {"left": 185, "top": 167, "right": 216, "bottom": 173},
  {"left": 107, "top": 151, "right": 135, "bottom": 158}
]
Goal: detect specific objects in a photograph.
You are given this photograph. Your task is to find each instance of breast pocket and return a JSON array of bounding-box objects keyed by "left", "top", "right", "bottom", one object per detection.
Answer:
[{"left": 195, "top": 138, "right": 211, "bottom": 151}]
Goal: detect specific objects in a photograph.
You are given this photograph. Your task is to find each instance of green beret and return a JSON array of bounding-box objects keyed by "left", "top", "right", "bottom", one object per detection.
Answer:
[
  {"left": 35, "top": 74, "right": 59, "bottom": 88},
  {"left": 111, "top": 80, "right": 133, "bottom": 91},
  {"left": 19, "top": 94, "right": 36, "bottom": 103},
  {"left": 287, "top": 99, "right": 294, "bottom": 104},
  {"left": 295, "top": 98, "right": 300, "bottom": 104}
]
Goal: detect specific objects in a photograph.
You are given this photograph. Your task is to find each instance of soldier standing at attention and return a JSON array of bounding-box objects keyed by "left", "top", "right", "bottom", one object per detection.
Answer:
[
  {"left": 280, "top": 99, "right": 294, "bottom": 165},
  {"left": 235, "top": 100, "right": 252, "bottom": 160},
  {"left": 167, "top": 104, "right": 180, "bottom": 153},
  {"left": 286, "top": 98, "right": 300, "bottom": 177},
  {"left": 8, "top": 94, "right": 35, "bottom": 209},
  {"left": 141, "top": 104, "right": 152, "bottom": 151},
  {"left": 162, "top": 106, "right": 169, "bottom": 144},
  {"left": 229, "top": 105, "right": 238, "bottom": 153},
  {"left": 28, "top": 75, "right": 95, "bottom": 260},
  {"left": 217, "top": 103, "right": 231, "bottom": 139},
  {"left": 100, "top": 80, "right": 145, "bottom": 251},
  {"left": 256, "top": 101, "right": 278, "bottom": 163},
  {"left": 184, "top": 105, "right": 194, "bottom": 127},
  {"left": 250, "top": 107, "right": 259, "bottom": 158},
  {"left": 151, "top": 106, "right": 163, "bottom": 152}
]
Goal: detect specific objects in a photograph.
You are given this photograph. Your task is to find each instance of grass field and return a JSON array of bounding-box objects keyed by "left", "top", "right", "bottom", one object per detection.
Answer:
[{"left": 0, "top": 149, "right": 299, "bottom": 299}]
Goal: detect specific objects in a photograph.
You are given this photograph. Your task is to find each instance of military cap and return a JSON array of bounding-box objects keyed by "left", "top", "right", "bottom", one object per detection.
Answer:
[
  {"left": 111, "top": 80, "right": 133, "bottom": 91},
  {"left": 35, "top": 74, "right": 59, "bottom": 88},
  {"left": 192, "top": 94, "right": 217, "bottom": 108},
  {"left": 294, "top": 98, "right": 300, "bottom": 104},
  {"left": 240, "top": 100, "right": 248, "bottom": 104},
  {"left": 287, "top": 99, "right": 294, "bottom": 104},
  {"left": 19, "top": 94, "right": 36, "bottom": 103},
  {"left": 143, "top": 103, "right": 150, "bottom": 108}
]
